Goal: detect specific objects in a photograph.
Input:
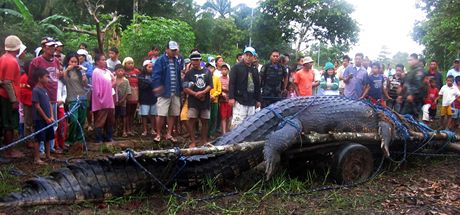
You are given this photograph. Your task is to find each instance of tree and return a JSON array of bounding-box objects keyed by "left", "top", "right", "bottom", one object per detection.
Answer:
[
  {"left": 308, "top": 42, "right": 349, "bottom": 68},
  {"left": 120, "top": 15, "right": 195, "bottom": 65},
  {"left": 377, "top": 45, "right": 391, "bottom": 65},
  {"left": 261, "top": 0, "right": 359, "bottom": 58},
  {"left": 202, "top": 0, "right": 232, "bottom": 17},
  {"left": 412, "top": 0, "right": 460, "bottom": 71},
  {"left": 391, "top": 51, "right": 409, "bottom": 70}
]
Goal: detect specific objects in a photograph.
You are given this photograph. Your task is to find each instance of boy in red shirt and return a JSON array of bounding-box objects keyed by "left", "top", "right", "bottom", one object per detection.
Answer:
[{"left": 422, "top": 79, "right": 439, "bottom": 124}]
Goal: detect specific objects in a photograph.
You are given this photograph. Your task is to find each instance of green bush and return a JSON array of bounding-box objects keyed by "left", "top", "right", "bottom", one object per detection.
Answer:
[{"left": 120, "top": 15, "right": 196, "bottom": 66}]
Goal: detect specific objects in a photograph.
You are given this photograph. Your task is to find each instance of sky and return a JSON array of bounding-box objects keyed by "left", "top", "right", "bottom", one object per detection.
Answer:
[{"left": 194, "top": 0, "right": 426, "bottom": 60}]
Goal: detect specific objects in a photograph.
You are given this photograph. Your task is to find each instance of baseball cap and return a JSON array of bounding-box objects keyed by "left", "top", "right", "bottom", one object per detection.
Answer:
[
  {"left": 208, "top": 56, "right": 215, "bottom": 63},
  {"left": 167, "top": 41, "right": 179, "bottom": 50},
  {"left": 454, "top": 58, "right": 460, "bottom": 63},
  {"left": 303, "top": 56, "right": 314, "bottom": 64},
  {"left": 41, "top": 37, "right": 56, "bottom": 47},
  {"left": 77, "top": 49, "right": 89, "bottom": 56},
  {"left": 4, "top": 35, "right": 22, "bottom": 51},
  {"left": 243, "top": 47, "right": 257, "bottom": 56},
  {"left": 189, "top": 50, "right": 202, "bottom": 60},
  {"left": 55, "top": 41, "right": 64, "bottom": 47},
  {"left": 221, "top": 63, "right": 231, "bottom": 70},
  {"left": 143, "top": 60, "right": 152, "bottom": 67},
  {"left": 206, "top": 62, "right": 216, "bottom": 68}
]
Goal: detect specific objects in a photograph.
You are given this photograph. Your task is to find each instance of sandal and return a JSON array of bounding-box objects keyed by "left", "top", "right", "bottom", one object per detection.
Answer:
[
  {"left": 34, "top": 159, "right": 46, "bottom": 165},
  {"left": 165, "top": 136, "right": 178, "bottom": 143},
  {"left": 141, "top": 131, "right": 148, "bottom": 137},
  {"left": 154, "top": 136, "right": 161, "bottom": 142}
]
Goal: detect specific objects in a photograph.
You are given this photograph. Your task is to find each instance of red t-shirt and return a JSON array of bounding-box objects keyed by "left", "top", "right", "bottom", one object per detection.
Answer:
[
  {"left": 424, "top": 86, "right": 439, "bottom": 109},
  {"left": 454, "top": 97, "right": 460, "bottom": 109},
  {"left": 126, "top": 68, "right": 140, "bottom": 88},
  {"left": 29, "top": 55, "right": 61, "bottom": 102},
  {"left": 0, "top": 53, "right": 20, "bottom": 100},
  {"left": 19, "top": 73, "right": 32, "bottom": 106}
]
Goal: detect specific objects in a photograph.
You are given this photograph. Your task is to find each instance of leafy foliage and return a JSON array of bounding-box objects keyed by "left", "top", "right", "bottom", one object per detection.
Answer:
[
  {"left": 412, "top": 0, "right": 460, "bottom": 70},
  {"left": 120, "top": 15, "right": 195, "bottom": 66},
  {"left": 203, "top": 0, "right": 232, "bottom": 17}
]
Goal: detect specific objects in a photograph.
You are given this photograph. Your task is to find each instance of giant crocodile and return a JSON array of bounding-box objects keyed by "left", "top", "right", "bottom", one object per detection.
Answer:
[{"left": 1, "top": 96, "right": 459, "bottom": 207}]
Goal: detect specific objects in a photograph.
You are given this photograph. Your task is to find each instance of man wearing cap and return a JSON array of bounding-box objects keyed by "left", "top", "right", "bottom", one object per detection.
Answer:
[
  {"left": 342, "top": 53, "right": 369, "bottom": 100},
  {"left": 447, "top": 58, "right": 460, "bottom": 79},
  {"left": 54, "top": 41, "right": 65, "bottom": 66},
  {"left": 260, "top": 49, "right": 288, "bottom": 107},
  {"left": 229, "top": 47, "right": 261, "bottom": 128},
  {"left": 293, "top": 56, "right": 317, "bottom": 96},
  {"left": 0, "top": 35, "right": 25, "bottom": 158},
  {"left": 152, "top": 41, "right": 184, "bottom": 142},
  {"left": 183, "top": 51, "right": 213, "bottom": 147},
  {"left": 29, "top": 37, "right": 63, "bottom": 154}
]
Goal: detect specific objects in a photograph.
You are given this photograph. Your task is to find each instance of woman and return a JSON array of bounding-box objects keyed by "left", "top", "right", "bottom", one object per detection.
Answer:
[
  {"left": 63, "top": 53, "right": 88, "bottom": 151},
  {"left": 92, "top": 54, "right": 115, "bottom": 143},
  {"left": 319, "top": 62, "right": 340, "bottom": 96}
]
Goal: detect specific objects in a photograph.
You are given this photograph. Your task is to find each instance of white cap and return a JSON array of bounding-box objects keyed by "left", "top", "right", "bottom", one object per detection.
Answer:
[
  {"left": 143, "top": 60, "right": 152, "bottom": 67},
  {"left": 34, "top": 47, "right": 42, "bottom": 57},
  {"left": 16, "top": 44, "right": 27, "bottom": 58},
  {"left": 167, "top": 41, "right": 179, "bottom": 50}
]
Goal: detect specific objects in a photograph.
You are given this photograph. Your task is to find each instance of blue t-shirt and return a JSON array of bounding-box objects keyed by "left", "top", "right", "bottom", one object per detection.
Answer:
[
  {"left": 368, "top": 74, "right": 384, "bottom": 99},
  {"left": 32, "top": 86, "right": 51, "bottom": 121},
  {"left": 343, "top": 66, "right": 369, "bottom": 99}
]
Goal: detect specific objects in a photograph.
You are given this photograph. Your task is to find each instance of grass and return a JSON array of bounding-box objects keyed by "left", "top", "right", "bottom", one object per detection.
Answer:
[{"left": 0, "top": 165, "right": 21, "bottom": 195}]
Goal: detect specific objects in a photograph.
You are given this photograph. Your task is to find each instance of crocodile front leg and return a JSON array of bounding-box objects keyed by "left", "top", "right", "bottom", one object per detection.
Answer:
[{"left": 263, "top": 118, "right": 302, "bottom": 179}]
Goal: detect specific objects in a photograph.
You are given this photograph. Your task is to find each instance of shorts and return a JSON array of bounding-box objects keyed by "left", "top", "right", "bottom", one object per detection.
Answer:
[
  {"left": 115, "top": 106, "right": 126, "bottom": 117},
  {"left": 440, "top": 105, "right": 453, "bottom": 116},
  {"left": 231, "top": 102, "right": 255, "bottom": 129},
  {"left": 0, "top": 97, "right": 19, "bottom": 130},
  {"left": 188, "top": 108, "right": 210, "bottom": 119},
  {"left": 452, "top": 108, "right": 460, "bottom": 119},
  {"left": 34, "top": 120, "right": 55, "bottom": 142},
  {"left": 219, "top": 102, "right": 232, "bottom": 119},
  {"left": 140, "top": 104, "right": 157, "bottom": 116},
  {"left": 156, "top": 95, "right": 180, "bottom": 117}
]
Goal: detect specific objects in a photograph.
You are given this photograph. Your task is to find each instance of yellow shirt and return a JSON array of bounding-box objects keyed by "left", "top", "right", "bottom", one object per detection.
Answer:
[{"left": 210, "top": 74, "right": 222, "bottom": 103}]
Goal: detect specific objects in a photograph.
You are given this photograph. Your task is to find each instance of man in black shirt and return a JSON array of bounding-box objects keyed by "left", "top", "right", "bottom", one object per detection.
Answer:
[
  {"left": 183, "top": 50, "right": 213, "bottom": 148},
  {"left": 260, "top": 49, "right": 288, "bottom": 107},
  {"left": 229, "top": 47, "right": 261, "bottom": 128}
]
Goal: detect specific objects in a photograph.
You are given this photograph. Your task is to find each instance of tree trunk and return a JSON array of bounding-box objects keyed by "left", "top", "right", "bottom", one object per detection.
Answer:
[{"left": 95, "top": 22, "right": 104, "bottom": 54}]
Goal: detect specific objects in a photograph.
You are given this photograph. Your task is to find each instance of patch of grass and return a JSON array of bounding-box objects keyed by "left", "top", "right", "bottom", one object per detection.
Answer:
[{"left": 0, "top": 165, "right": 21, "bottom": 195}]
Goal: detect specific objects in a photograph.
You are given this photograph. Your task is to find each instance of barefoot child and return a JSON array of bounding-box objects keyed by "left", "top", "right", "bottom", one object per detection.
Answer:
[
  {"left": 114, "top": 64, "right": 131, "bottom": 137},
  {"left": 219, "top": 63, "right": 231, "bottom": 134},
  {"left": 32, "top": 68, "right": 55, "bottom": 164},
  {"left": 437, "top": 75, "right": 460, "bottom": 130}
]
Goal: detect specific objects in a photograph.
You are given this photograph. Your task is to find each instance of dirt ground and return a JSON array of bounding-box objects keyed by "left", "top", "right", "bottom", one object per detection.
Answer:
[{"left": 0, "top": 131, "right": 459, "bottom": 214}]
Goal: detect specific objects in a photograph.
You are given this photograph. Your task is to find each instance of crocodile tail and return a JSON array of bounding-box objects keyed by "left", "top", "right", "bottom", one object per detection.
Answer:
[{"left": 0, "top": 158, "right": 170, "bottom": 207}]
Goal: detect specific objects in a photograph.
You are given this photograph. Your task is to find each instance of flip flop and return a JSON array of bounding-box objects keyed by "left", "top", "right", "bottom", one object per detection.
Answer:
[
  {"left": 154, "top": 136, "right": 161, "bottom": 142},
  {"left": 165, "top": 136, "right": 178, "bottom": 143}
]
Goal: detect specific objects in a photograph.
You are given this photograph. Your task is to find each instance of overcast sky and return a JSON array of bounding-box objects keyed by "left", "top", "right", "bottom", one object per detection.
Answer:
[{"left": 194, "top": 0, "right": 425, "bottom": 59}]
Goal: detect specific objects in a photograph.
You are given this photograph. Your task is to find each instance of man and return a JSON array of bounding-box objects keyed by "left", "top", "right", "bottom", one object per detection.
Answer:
[
  {"left": 229, "top": 47, "right": 261, "bottom": 128},
  {"left": 446, "top": 58, "right": 460, "bottom": 79},
  {"left": 363, "top": 56, "right": 371, "bottom": 74},
  {"left": 54, "top": 41, "right": 65, "bottom": 66},
  {"left": 183, "top": 51, "right": 213, "bottom": 148},
  {"left": 260, "top": 49, "right": 288, "bottom": 107},
  {"left": 342, "top": 53, "right": 369, "bottom": 100},
  {"left": 152, "top": 41, "right": 183, "bottom": 142},
  {"left": 148, "top": 45, "right": 161, "bottom": 61},
  {"left": 235, "top": 53, "right": 243, "bottom": 63},
  {"left": 387, "top": 64, "right": 405, "bottom": 111},
  {"left": 336, "top": 55, "right": 350, "bottom": 95},
  {"left": 293, "top": 56, "right": 317, "bottom": 96},
  {"left": 384, "top": 63, "right": 396, "bottom": 78},
  {"left": 0, "top": 35, "right": 25, "bottom": 159},
  {"left": 426, "top": 60, "right": 443, "bottom": 90},
  {"left": 398, "top": 53, "right": 426, "bottom": 117}
]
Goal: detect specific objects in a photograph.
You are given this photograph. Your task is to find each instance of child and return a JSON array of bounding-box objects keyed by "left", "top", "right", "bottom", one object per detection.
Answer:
[
  {"left": 55, "top": 78, "right": 67, "bottom": 152},
  {"left": 422, "top": 79, "right": 439, "bottom": 124},
  {"left": 319, "top": 62, "right": 339, "bottom": 95},
  {"left": 31, "top": 68, "right": 55, "bottom": 164},
  {"left": 207, "top": 62, "right": 222, "bottom": 139},
  {"left": 106, "top": 47, "right": 121, "bottom": 72},
  {"left": 437, "top": 75, "right": 460, "bottom": 130},
  {"left": 286, "top": 82, "right": 298, "bottom": 98},
  {"left": 138, "top": 60, "right": 157, "bottom": 137},
  {"left": 362, "top": 63, "right": 391, "bottom": 106},
  {"left": 114, "top": 64, "right": 131, "bottom": 137},
  {"left": 122, "top": 57, "right": 140, "bottom": 136},
  {"left": 219, "top": 63, "right": 231, "bottom": 134}
]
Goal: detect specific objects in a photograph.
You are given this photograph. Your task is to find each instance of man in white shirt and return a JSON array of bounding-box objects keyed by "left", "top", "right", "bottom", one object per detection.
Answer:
[
  {"left": 446, "top": 58, "right": 460, "bottom": 79},
  {"left": 336, "top": 55, "right": 350, "bottom": 95}
]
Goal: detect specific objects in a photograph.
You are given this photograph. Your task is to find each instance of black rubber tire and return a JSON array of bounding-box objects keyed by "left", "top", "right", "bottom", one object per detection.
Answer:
[{"left": 332, "top": 143, "right": 374, "bottom": 185}]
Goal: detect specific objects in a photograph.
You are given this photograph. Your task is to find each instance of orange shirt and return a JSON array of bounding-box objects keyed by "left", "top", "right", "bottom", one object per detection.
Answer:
[
  {"left": 293, "top": 69, "right": 314, "bottom": 96},
  {"left": 0, "top": 53, "right": 20, "bottom": 100}
]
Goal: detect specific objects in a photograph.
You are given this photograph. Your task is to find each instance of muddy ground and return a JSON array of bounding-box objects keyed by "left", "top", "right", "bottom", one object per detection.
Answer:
[{"left": 0, "top": 131, "right": 459, "bottom": 214}]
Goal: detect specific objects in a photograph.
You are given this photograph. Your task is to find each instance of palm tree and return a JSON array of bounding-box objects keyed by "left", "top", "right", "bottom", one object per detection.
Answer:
[{"left": 202, "top": 0, "right": 232, "bottom": 17}]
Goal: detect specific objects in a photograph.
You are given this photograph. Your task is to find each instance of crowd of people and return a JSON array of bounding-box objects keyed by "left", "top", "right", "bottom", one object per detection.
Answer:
[{"left": 1, "top": 34, "right": 459, "bottom": 164}]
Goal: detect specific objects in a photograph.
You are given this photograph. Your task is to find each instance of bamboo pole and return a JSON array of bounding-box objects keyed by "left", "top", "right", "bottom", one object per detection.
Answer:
[{"left": 113, "top": 131, "right": 460, "bottom": 160}]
